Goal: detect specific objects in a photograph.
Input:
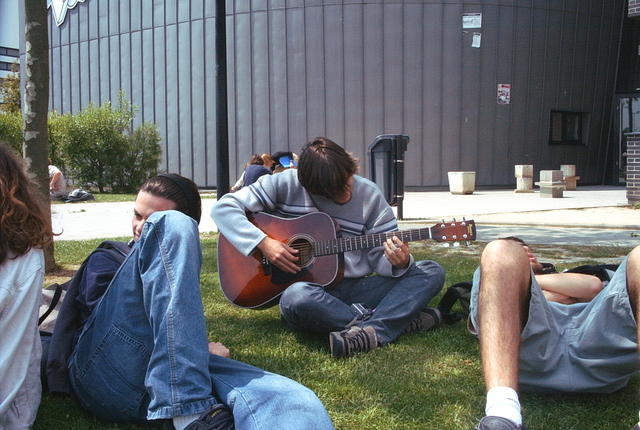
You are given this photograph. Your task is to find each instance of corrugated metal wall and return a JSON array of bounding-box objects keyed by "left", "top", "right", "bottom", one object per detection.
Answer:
[{"left": 47, "top": 0, "right": 625, "bottom": 188}]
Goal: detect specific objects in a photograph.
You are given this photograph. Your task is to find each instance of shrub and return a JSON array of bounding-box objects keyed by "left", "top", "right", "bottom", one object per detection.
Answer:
[
  {"left": 110, "top": 122, "right": 162, "bottom": 192},
  {"left": 0, "top": 111, "right": 23, "bottom": 153},
  {"left": 48, "top": 111, "right": 72, "bottom": 170}
]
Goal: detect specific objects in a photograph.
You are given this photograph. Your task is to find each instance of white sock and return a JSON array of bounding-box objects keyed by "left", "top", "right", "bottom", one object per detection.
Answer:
[
  {"left": 173, "top": 412, "right": 200, "bottom": 430},
  {"left": 485, "top": 386, "right": 522, "bottom": 426}
]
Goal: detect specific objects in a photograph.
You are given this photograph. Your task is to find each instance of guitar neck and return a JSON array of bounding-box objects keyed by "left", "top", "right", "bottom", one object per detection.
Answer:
[{"left": 313, "top": 228, "right": 432, "bottom": 257}]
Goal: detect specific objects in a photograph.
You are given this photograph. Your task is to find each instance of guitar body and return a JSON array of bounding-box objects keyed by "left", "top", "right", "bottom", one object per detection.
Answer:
[{"left": 217, "top": 212, "right": 344, "bottom": 309}]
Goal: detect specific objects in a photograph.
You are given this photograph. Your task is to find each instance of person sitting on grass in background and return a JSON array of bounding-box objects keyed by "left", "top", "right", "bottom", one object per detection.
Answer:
[
  {"left": 48, "top": 159, "right": 67, "bottom": 199},
  {"left": 230, "top": 153, "right": 275, "bottom": 191},
  {"left": 49, "top": 173, "right": 333, "bottom": 430},
  {"left": 212, "top": 137, "right": 445, "bottom": 358},
  {"left": 469, "top": 237, "right": 639, "bottom": 430},
  {"left": 0, "top": 143, "right": 53, "bottom": 429}
]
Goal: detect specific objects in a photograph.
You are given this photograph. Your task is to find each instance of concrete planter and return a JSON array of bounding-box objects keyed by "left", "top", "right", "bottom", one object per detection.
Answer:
[{"left": 447, "top": 171, "right": 476, "bottom": 195}]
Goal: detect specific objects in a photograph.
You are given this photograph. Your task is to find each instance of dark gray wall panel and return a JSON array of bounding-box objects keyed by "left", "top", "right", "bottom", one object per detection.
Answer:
[
  {"left": 178, "top": 21, "right": 192, "bottom": 177},
  {"left": 46, "top": 0, "right": 625, "bottom": 188}
]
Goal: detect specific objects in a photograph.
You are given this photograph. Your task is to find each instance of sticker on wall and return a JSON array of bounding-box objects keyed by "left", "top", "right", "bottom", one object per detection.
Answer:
[
  {"left": 497, "top": 84, "right": 511, "bottom": 105},
  {"left": 472, "top": 33, "right": 481, "bottom": 48},
  {"left": 463, "top": 13, "right": 482, "bottom": 29},
  {"left": 48, "top": 0, "right": 86, "bottom": 27}
]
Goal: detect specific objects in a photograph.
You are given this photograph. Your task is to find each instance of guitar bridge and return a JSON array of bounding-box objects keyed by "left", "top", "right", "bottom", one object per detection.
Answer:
[{"left": 261, "top": 256, "right": 272, "bottom": 275}]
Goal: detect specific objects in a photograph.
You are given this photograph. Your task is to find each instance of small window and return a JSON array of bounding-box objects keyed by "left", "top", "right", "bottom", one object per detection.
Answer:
[{"left": 549, "top": 111, "right": 583, "bottom": 145}]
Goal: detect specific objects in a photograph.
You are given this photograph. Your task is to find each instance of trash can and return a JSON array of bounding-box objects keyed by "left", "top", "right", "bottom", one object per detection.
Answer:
[{"left": 368, "top": 134, "right": 409, "bottom": 219}]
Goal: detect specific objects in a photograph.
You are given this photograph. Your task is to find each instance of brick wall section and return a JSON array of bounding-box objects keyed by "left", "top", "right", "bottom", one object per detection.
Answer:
[
  {"left": 630, "top": 0, "right": 640, "bottom": 17},
  {"left": 628, "top": 134, "right": 640, "bottom": 203}
]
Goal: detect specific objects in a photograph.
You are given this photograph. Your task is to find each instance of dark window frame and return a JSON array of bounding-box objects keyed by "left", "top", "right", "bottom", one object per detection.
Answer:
[{"left": 549, "top": 111, "right": 584, "bottom": 146}]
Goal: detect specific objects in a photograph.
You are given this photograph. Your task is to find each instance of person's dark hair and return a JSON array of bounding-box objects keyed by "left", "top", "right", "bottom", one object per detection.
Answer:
[
  {"left": 297, "top": 137, "right": 357, "bottom": 200},
  {"left": 139, "top": 173, "right": 202, "bottom": 223},
  {"left": 247, "top": 154, "right": 264, "bottom": 166},
  {"left": 500, "top": 236, "right": 527, "bottom": 246},
  {"left": 0, "top": 143, "right": 53, "bottom": 264}
]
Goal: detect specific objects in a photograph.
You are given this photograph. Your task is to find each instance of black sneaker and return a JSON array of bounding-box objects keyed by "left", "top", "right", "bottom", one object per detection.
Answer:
[
  {"left": 184, "top": 403, "right": 235, "bottom": 430},
  {"left": 476, "top": 416, "right": 526, "bottom": 430},
  {"left": 403, "top": 307, "right": 442, "bottom": 334},
  {"left": 329, "top": 325, "right": 378, "bottom": 358}
]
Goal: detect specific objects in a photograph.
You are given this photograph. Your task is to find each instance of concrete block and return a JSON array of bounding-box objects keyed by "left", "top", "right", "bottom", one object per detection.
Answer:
[
  {"left": 514, "top": 177, "right": 534, "bottom": 193},
  {"left": 515, "top": 164, "right": 533, "bottom": 178},
  {"left": 563, "top": 176, "right": 580, "bottom": 191},
  {"left": 540, "top": 170, "right": 563, "bottom": 182},
  {"left": 560, "top": 164, "right": 576, "bottom": 177}
]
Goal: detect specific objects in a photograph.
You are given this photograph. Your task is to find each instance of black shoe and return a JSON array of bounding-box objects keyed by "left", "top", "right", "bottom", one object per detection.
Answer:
[
  {"left": 476, "top": 416, "right": 526, "bottom": 430},
  {"left": 184, "top": 403, "right": 235, "bottom": 430},
  {"left": 403, "top": 307, "right": 442, "bottom": 334},
  {"left": 329, "top": 325, "right": 378, "bottom": 358}
]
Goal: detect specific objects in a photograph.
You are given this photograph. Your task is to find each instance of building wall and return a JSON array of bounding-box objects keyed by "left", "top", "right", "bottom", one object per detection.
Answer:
[
  {"left": 630, "top": 0, "right": 640, "bottom": 18},
  {"left": 0, "top": 0, "right": 20, "bottom": 79},
  {"left": 45, "top": 0, "right": 626, "bottom": 188}
]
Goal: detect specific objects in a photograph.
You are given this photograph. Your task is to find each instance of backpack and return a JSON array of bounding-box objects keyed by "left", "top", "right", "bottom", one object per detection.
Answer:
[
  {"left": 38, "top": 240, "right": 130, "bottom": 393},
  {"left": 437, "top": 282, "right": 472, "bottom": 325},
  {"left": 63, "top": 188, "right": 95, "bottom": 203}
]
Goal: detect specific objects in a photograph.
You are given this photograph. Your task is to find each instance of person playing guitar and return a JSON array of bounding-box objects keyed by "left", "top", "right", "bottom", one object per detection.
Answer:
[{"left": 212, "top": 137, "right": 445, "bottom": 358}]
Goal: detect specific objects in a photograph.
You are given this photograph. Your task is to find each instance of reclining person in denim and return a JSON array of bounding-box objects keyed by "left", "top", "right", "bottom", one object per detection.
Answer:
[
  {"left": 469, "top": 237, "right": 639, "bottom": 430},
  {"left": 212, "top": 137, "right": 445, "bottom": 358},
  {"left": 65, "top": 174, "right": 334, "bottom": 430}
]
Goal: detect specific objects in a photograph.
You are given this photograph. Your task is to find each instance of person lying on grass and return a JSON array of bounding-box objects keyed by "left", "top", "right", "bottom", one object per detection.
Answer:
[
  {"left": 468, "top": 237, "right": 639, "bottom": 430},
  {"left": 47, "top": 173, "right": 334, "bottom": 430}
]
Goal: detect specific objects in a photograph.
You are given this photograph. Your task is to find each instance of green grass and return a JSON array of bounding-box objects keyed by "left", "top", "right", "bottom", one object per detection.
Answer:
[{"left": 36, "top": 239, "right": 638, "bottom": 430}]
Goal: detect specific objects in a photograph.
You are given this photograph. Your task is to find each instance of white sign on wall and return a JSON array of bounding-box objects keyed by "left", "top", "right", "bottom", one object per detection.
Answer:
[
  {"left": 462, "top": 13, "right": 482, "bottom": 29},
  {"left": 47, "top": 0, "right": 86, "bottom": 27}
]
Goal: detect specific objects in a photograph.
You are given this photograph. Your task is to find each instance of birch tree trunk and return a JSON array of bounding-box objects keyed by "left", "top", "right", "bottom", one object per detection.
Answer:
[{"left": 23, "top": 0, "right": 55, "bottom": 271}]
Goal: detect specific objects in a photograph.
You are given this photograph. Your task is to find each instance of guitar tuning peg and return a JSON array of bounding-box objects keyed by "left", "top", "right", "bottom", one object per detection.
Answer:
[{"left": 452, "top": 217, "right": 456, "bottom": 222}]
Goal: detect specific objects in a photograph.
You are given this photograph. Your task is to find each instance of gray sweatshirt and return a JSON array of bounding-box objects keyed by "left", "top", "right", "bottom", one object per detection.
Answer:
[{"left": 211, "top": 169, "right": 413, "bottom": 278}]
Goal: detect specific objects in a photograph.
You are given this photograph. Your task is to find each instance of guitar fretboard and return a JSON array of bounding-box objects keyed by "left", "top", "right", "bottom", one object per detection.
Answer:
[{"left": 313, "top": 228, "right": 433, "bottom": 256}]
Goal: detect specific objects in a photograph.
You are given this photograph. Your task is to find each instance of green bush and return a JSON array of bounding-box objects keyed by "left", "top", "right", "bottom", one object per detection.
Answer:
[
  {"left": 60, "top": 94, "right": 161, "bottom": 193},
  {"left": 110, "top": 122, "right": 162, "bottom": 192},
  {"left": 48, "top": 111, "right": 72, "bottom": 170},
  {"left": 0, "top": 111, "right": 23, "bottom": 153}
]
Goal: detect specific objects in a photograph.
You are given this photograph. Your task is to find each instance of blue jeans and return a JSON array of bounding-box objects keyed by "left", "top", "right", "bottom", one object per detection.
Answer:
[
  {"left": 279, "top": 260, "right": 445, "bottom": 345},
  {"left": 68, "top": 211, "right": 333, "bottom": 429}
]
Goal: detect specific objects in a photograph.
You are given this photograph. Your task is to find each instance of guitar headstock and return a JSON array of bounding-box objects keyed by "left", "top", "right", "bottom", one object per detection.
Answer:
[{"left": 430, "top": 219, "right": 476, "bottom": 245}]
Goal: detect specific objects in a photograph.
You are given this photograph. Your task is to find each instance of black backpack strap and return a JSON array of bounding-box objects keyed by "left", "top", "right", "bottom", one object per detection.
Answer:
[
  {"left": 38, "top": 283, "right": 64, "bottom": 326},
  {"left": 437, "top": 282, "right": 472, "bottom": 325},
  {"left": 564, "top": 264, "right": 618, "bottom": 282}
]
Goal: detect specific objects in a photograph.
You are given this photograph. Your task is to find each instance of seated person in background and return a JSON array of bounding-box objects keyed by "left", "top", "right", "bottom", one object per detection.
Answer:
[
  {"left": 0, "top": 143, "right": 53, "bottom": 429},
  {"left": 270, "top": 151, "right": 298, "bottom": 173},
  {"left": 469, "top": 237, "right": 639, "bottom": 430},
  {"left": 212, "top": 137, "right": 445, "bottom": 358},
  {"left": 48, "top": 159, "right": 67, "bottom": 199},
  {"left": 52, "top": 173, "right": 333, "bottom": 429},
  {"left": 230, "top": 153, "right": 274, "bottom": 191}
]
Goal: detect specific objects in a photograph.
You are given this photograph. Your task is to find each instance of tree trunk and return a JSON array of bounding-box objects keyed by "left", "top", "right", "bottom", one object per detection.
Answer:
[{"left": 23, "top": 0, "right": 55, "bottom": 271}]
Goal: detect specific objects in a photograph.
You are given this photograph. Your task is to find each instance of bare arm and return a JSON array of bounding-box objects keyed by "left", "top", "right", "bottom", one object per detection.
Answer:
[{"left": 535, "top": 272, "right": 603, "bottom": 303}]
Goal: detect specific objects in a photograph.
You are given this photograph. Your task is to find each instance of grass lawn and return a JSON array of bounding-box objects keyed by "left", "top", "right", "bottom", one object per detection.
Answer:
[{"left": 36, "top": 238, "right": 637, "bottom": 430}]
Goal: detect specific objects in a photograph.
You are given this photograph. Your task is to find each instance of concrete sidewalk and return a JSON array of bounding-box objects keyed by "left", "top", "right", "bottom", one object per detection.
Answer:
[{"left": 51, "top": 185, "right": 638, "bottom": 246}]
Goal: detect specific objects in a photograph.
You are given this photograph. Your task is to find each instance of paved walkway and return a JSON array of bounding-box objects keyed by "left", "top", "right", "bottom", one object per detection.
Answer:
[{"left": 51, "top": 185, "right": 639, "bottom": 246}]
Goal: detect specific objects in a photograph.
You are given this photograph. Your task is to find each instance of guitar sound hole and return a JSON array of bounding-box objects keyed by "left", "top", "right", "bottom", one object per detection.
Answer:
[{"left": 289, "top": 236, "right": 314, "bottom": 268}]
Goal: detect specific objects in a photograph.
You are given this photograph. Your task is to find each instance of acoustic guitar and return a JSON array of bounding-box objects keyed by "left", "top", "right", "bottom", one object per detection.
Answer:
[{"left": 217, "top": 211, "right": 476, "bottom": 309}]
